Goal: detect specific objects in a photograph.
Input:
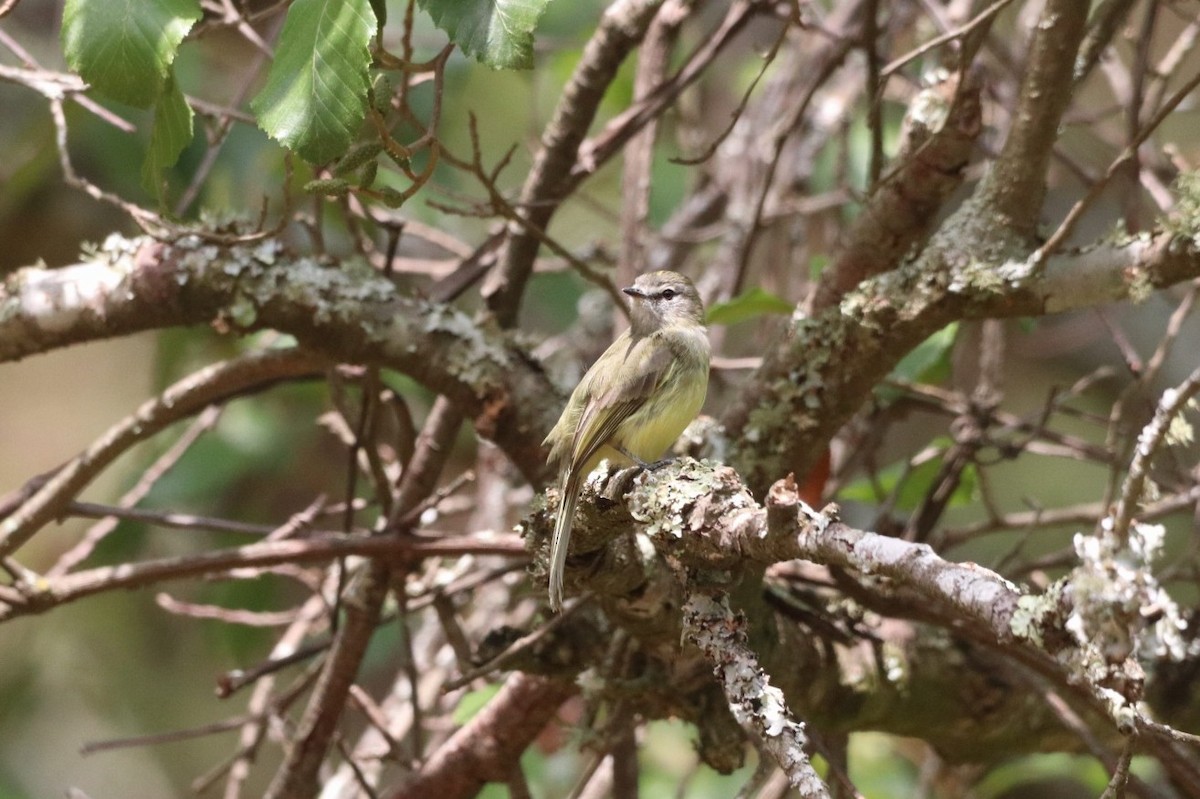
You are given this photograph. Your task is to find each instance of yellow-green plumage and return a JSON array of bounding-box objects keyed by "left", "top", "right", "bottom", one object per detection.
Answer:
[{"left": 543, "top": 271, "right": 710, "bottom": 611}]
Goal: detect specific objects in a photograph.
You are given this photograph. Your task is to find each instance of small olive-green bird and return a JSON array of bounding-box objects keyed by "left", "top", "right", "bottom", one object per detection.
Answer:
[{"left": 544, "top": 270, "right": 710, "bottom": 611}]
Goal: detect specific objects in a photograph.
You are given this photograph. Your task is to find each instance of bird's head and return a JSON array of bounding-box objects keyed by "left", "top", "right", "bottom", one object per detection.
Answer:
[{"left": 623, "top": 271, "right": 705, "bottom": 335}]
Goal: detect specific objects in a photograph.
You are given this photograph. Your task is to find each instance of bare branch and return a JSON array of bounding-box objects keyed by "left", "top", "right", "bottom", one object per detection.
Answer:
[
  {"left": 387, "top": 673, "right": 577, "bottom": 799},
  {"left": 0, "top": 533, "right": 524, "bottom": 622},
  {"left": 483, "top": 0, "right": 667, "bottom": 325},
  {"left": 0, "top": 349, "right": 322, "bottom": 559},
  {"left": 979, "top": 0, "right": 1088, "bottom": 237}
]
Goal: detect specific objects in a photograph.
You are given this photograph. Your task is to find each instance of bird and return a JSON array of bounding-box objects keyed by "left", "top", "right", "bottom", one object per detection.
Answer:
[{"left": 543, "top": 270, "right": 710, "bottom": 611}]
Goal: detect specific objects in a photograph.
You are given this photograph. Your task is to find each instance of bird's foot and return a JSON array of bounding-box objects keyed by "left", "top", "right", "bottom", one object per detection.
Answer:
[{"left": 615, "top": 446, "right": 674, "bottom": 473}]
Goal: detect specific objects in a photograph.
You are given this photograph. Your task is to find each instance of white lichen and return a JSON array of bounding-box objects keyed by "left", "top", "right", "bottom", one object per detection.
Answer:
[{"left": 1065, "top": 520, "right": 1189, "bottom": 664}]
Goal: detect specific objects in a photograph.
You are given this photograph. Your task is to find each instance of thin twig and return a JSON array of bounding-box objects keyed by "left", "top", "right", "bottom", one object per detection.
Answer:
[
  {"left": 1034, "top": 66, "right": 1200, "bottom": 262},
  {"left": 882, "top": 0, "right": 1017, "bottom": 77},
  {"left": 48, "top": 405, "right": 223, "bottom": 577},
  {"left": 1110, "top": 364, "right": 1200, "bottom": 542},
  {"left": 0, "top": 349, "right": 324, "bottom": 560}
]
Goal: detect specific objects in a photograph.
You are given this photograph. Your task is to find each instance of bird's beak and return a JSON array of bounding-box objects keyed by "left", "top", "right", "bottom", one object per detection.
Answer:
[{"left": 622, "top": 286, "right": 644, "bottom": 298}]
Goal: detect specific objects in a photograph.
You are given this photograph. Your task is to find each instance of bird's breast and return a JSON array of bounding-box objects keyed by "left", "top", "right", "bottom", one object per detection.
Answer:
[{"left": 613, "top": 364, "right": 708, "bottom": 462}]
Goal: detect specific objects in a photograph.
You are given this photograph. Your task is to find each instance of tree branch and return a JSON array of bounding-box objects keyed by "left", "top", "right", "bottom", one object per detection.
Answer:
[
  {"left": 683, "top": 592, "right": 830, "bottom": 797},
  {"left": 0, "top": 236, "right": 556, "bottom": 483},
  {"left": 533, "top": 458, "right": 1199, "bottom": 762},
  {"left": 482, "top": 0, "right": 665, "bottom": 325},
  {"left": 0, "top": 532, "right": 522, "bottom": 622},
  {"left": 806, "top": 68, "right": 983, "bottom": 312},
  {"left": 387, "top": 672, "right": 577, "bottom": 799},
  {"left": 0, "top": 348, "right": 322, "bottom": 559},
  {"left": 978, "top": 0, "right": 1089, "bottom": 236},
  {"left": 723, "top": 225, "right": 1200, "bottom": 497}
]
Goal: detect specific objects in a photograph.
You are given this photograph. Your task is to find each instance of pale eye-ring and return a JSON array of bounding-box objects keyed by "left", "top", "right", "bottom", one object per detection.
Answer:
[{"left": 662, "top": 288, "right": 677, "bottom": 300}]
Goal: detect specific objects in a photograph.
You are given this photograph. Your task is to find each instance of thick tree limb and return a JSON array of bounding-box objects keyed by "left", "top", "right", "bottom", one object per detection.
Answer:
[
  {"left": 722, "top": 226, "right": 1200, "bottom": 497},
  {"left": 5, "top": 229, "right": 1200, "bottom": 507},
  {"left": 534, "top": 458, "right": 1199, "bottom": 765},
  {"left": 719, "top": 0, "right": 1094, "bottom": 495},
  {"left": 0, "top": 236, "right": 557, "bottom": 483}
]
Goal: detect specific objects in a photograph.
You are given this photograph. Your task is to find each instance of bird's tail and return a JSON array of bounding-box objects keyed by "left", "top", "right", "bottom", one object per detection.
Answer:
[{"left": 548, "top": 470, "right": 581, "bottom": 613}]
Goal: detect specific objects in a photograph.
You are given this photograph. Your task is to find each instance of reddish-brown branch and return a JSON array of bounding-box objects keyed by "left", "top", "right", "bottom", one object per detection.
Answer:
[{"left": 387, "top": 672, "right": 577, "bottom": 799}]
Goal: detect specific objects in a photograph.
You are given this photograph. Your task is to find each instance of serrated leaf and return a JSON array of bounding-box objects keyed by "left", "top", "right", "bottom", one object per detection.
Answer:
[
  {"left": 62, "top": 0, "right": 201, "bottom": 108},
  {"left": 252, "top": 0, "right": 376, "bottom": 164},
  {"left": 368, "top": 0, "right": 387, "bottom": 28},
  {"left": 706, "top": 287, "right": 793, "bottom": 326},
  {"left": 419, "top": 0, "right": 550, "bottom": 70},
  {"left": 141, "top": 70, "right": 194, "bottom": 202}
]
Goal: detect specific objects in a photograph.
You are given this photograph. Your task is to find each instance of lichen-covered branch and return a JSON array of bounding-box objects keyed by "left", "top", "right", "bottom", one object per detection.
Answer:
[
  {"left": 683, "top": 593, "right": 830, "bottom": 798},
  {"left": 9, "top": 214, "right": 1200, "bottom": 521},
  {"left": 533, "top": 458, "right": 1199, "bottom": 763},
  {"left": 806, "top": 70, "right": 982, "bottom": 312},
  {"left": 722, "top": 225, "right": 1200, "bottom": 497},
  {"left": 0, "top": 235, "right": 557, "bottom": 483}
]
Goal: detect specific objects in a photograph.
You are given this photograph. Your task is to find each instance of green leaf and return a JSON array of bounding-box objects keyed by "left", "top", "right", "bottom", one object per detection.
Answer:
[
  {"left": 252, "top": 0, "right": 376, "bottom": 164},
  {"left": 419, "top": 0, "right": 550, "bottom": 70},
  {"left": 452, "top": 684, "right": 501, "bottom": 724},
  {"left": 875, "top": 323, "right": 958, "bottom": 403},
  {"left": 706, "top": 287, "right": 793, "bottom": 326},
  {"left": 894, "top": 322, "right": 957, "bottom": 383},
  {"left": 141, "top": 70, "right": 194, "bottom": 201},
  {"left": 839, "top": 440, "right": 977, "bottom": 511},
  {"left": 807, "top": 254, "right": 829, "bottom": 281},
  {"left": 368, "top": 0, "right": 388, "bottom": 28},
  {"left": 62, "top": 0, "right": 201, "bottom": 108}
]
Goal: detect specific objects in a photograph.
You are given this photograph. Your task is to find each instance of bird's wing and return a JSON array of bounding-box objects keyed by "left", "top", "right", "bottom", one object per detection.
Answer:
[{"left": 567, "top": 333, "right": 674, "bottom": 471}]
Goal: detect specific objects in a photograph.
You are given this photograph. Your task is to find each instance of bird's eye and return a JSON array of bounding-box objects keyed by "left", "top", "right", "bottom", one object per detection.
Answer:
[{"left": 661, "top": 288, "right": 677, "bottom": 300}]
